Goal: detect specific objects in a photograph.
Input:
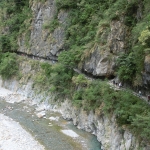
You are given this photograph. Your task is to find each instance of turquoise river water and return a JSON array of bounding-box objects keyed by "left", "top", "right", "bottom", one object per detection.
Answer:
[{"left": 0, "top": 99, "right": 102, "bottom": 150}]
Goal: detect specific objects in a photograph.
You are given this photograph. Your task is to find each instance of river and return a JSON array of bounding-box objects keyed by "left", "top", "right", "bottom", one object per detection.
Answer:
[{"left": 0, "top": 98, "right": 101, "bottom": 150}]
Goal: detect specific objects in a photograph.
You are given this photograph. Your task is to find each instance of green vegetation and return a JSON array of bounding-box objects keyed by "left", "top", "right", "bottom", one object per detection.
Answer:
[
  {"left": 36, "top": 60, "right": 150, "bottom": 141},
  {"left": 43, "top": 19, "right": 59, "bottom": 32},
  {"left": 116, "top": 0, "right": 150, "bottom": 83},
  {"left": 0, "top": 0, "right": 31, "bottom": 79},
  {"left": 0, "top": 52, "right": 18, "bottom": 79},
  {"left": 116, "top": 45, "right": 144, "bottom": 85},
  {"left": 139, "top": 28, "right": 150, "bottom": 47},
  {"left": 55, "top": 0, "right": 150, "bottom": 85},
  {"left": 0, "top": 0, "right": 31, "bottom": 52},
  {"left": 73, "top": 80, "right": 150, "bottom": 141},
  {"left": 0, "top": 0, "right": 150, "bottom": 145},
  {"left": 34, "top": 62, "right": 74, "bottom": 98},
  {"left": 33, "top": 0, "right": 150, "bottom": 143},
  {"left": 57, "top": 0, "right": 103, "bottom": 47}
]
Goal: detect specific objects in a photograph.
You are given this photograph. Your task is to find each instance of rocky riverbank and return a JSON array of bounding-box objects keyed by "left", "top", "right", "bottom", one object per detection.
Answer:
[
  {"left": 0, "top": 76, "right": 148, "bottom": 150},
  {"left": 0, "top": 86, "right": 101, "bottom": 150},
  {"left": 0, "top": 87, "right": 44, "bottom": 150},
  {"left": 0, "top": 113, "right": 44, "bottom": 150}
]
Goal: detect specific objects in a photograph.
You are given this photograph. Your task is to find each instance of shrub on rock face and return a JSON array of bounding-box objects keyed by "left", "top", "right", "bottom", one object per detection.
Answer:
[
  {"left": 116, "top": 53, "right": 136, "bottom": 82},
  {"left": 139, "top": 28, "right": 150, "bottom": 47},
  {"left": 0, "top": 52, "right": 18, "bottom": 79},
  {"left": 0, "top": 36, "right": 11, "bottom": 52}
]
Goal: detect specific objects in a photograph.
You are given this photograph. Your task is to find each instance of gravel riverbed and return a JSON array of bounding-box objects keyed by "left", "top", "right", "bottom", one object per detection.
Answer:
[
  {"left": 0, "top": 113, "right": 44, "bottom": 150},
  {"left": 0, "top": 87, "right": 101, "bottom": 150}
]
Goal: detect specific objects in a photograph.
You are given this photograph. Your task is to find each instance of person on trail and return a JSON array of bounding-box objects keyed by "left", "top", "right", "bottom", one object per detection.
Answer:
[
  {"left": 115, "top": 81, "right": 118, "bottom": 87},
  {"left": 119, "top": 82, "right": 122, "bottom": 88},
  {"left": 138, "top": 91, "right": 142, "bottom": 97},
  {"left": 113, "top": 80, "right": 115, "bottom": 85}
]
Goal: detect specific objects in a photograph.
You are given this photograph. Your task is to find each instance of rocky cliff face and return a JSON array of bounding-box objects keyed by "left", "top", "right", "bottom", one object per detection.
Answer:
[
  {"left": 18, "top": 0, "right": 67, "bottom": 60},
  {"left": 16, "top": 0, "right": 150, "bottom": 91},
  {"left": 82, "top": 20, "right": 128, "bottom": 77},
  {"left": 18, "top": 0, "right": 129, "bottom": 77},
  {"left": 60, "top": 100, "right": 141, "bottom": 150},
  {"left": 143, "top": 55, "right": 150, "bottom": 91}
]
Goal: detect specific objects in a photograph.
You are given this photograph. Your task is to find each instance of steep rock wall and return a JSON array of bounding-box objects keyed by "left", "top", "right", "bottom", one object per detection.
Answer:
[
  {"left": 60, "top": 100, "right": 149, "bottom": 150},
  {"left": 18, "top": 0, "right": 67, "bottom": 60},
  {"left": 16, "top": 0, "right": 150, "bottom": 92},
  {"left": 82, "top": 20, "right": 128, "bottom": 77},
  {"left": 18, "top": 0, "right": 129, "bottom": 77},
  {"left": 143, "top": 55, "right": 150, "bottom": 91}
]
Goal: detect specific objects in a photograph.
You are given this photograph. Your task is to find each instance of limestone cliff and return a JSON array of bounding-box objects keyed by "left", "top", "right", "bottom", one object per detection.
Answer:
[
  {"left": 14, "top": 0, "right": 150, "bottom": 93},
  {"left": 82, "top": 20, "right": 128, "bottom": 77},
  {"left": 60, "top": 100, "right": 141, "bottom": 150},
  {"left": 143, "top": 55, "right": 150, "bottom": 90},
  {"left": 18, "top": 0, "right": 67, "bottom": 60}
]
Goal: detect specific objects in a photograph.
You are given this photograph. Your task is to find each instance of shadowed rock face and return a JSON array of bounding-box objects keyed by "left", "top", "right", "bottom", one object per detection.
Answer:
[
  {"left": 108, "top": 20, "right": 128, "bottom": 55},
  {"left": 143, "top": 72, "right": 150, "bottom": 89},
  {"left": 18, "top": 0, "right": 67, "bottom": 60},
  {"left": 82, "top": 47, "right": 116, "bottom": 77},
  {"left": 143, "top": 55, "right": 150, "bottom": 91},
  {"left": 82, "top": 20, "right": 128, "bottom": 77}
]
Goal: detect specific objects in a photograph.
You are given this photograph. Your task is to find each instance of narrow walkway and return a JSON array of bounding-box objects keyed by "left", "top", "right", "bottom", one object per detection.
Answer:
[
  {"left": 108, "top": 80, "right": 149, "bottom": 104},
  {"left": 16, "top": 51, "right": 58, "bottom": 62},
  {"left": 18, "top": 53, "right": 150, "bottom": 104},
  {"left": 74, "top": 68, "right": 150, "bottom": 104}
]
